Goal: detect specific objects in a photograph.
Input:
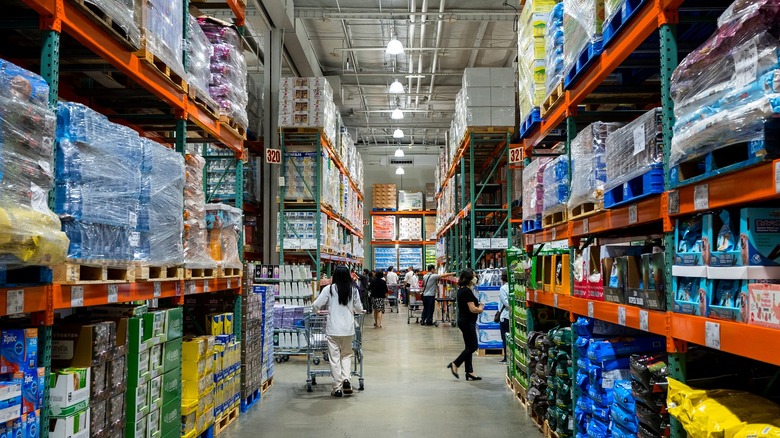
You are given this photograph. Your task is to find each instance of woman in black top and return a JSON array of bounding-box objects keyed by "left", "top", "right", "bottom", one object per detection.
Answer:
[
  {"left": 447, "top": 268, "right": 485, "bottom": 380},
  {"left": 369, "top": 270, "right": 389, "bottom": 328}
]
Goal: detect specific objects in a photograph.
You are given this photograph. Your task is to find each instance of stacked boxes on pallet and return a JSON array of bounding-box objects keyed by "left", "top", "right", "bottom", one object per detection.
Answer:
[
  {"left": 278, "top": 77, "right": 337, "bottom": 145},
  {"left": 186, "top": 15, "right": 213, "bottom": 101},
  {"left": 82, "top": 0, "right": 140, "bottom": 48},
  {"left": 545, "top": 327, "right": 574, "bottom": 437},
  {"left": 545, "top": 2, "right": 565, "bottom": 96},
  {"left": 208, "top": 313, "right": 240, "bottom": 424},
  {"left": 562, "top": 0, "right": 605, "bottom": 80},
  {"left": 521, "top": 158, "right": 550, "bottom": 231},
  {"left": 205, "top": 203, "right": 243, "bottom": 272},
  {"left": 629, "top": 354, "right": 670, "bottom": 437},
  {"left": 517, "top": 0, "right": 558, "bottom": 122},
  {"left": 0, "top": 327, "right": 43, "bottom": 437},
  {"left": 373, "top": 184, "right": 397, "bottom": 210},
  {"left": 184, "top": 153, "right": 216, "bottom": 270},
  {"left": 0, "top": 60, "right": 69, "bottom": 268},
  {"left": 240, "top": 287, "right": 263, "bottom": 405},
  {"left": 506, "top": 248, "right": 529, "bottom": 389},
  {"left": 567, "top": 122, "right": 622, "bottom": 215},
  {"left": 541, "top": 155, "right": 570, "bottom": 224},
  {"left": 258, "top": 285, "right": 276, "bottom": 386},
  {"left": 398, "top": 191, "right": 424, "bottom": 212},
  {"left": 139, "top": 0, "right": 185, "bottom": 80},
  {"left": 181, "top": 336, "right": 215, "bottom": 437},
  {"left": 398, "top": 218, "right": 422, "bottom": 241}
]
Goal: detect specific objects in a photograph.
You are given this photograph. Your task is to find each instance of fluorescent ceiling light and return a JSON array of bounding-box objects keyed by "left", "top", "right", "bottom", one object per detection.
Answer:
[
  {"left": 386, "top": 38, "right": 404, "bottom": 55},
  {"left": 395, "top": 166, "right": 405, "bottom": 175},
  {"left": 391, "top": 108, "right": 404, "bottom": 119},
  {"left": 394, "top": 147, "right": 405, "bottom": 157},
  {"left": 388, "top": 79, "right": 404, "bottom": 93},
  {"left": 393, "top": 128, "right": 404, "bottom": 138}
]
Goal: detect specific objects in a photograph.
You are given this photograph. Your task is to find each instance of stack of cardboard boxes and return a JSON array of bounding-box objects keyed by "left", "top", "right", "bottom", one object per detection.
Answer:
[
  {"left": 208, "top": 313, "right": 240, "bottom": 424},
  {"left": 181, "top": 336, "right": 215, "bottom": 437},
  {"left": 241, "top": 288, "right": 263, "bottom": 404},
  {"left": 372, "top": 184, "right": 397, "bottom": 210},
  {"left": 0, "top": 328, "right": 43, "bottom": 438}
]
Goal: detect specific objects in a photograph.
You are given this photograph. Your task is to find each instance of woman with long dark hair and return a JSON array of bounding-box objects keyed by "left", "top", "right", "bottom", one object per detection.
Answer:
[
  {"left": 447, "top": 268, "right": 484, "bottom": 381},
  {"left": 369, "top": 270, "right": 389, "bottom": 328},
  {"left": 312, "top": 265, "right": 364, "bottom": 397}
]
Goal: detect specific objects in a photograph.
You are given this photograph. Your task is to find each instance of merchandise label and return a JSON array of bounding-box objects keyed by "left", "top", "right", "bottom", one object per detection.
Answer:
[
  {"left": 71, "top": 286, "right": 84, "bottom": 307},
  {"left": 6, "top": 289, "right": 23, "bottom": 315},
  {"left": 733, "top": 39, "right": 758, "bottom": 88},
  {"left": 107, "top": 285, "right": 118, "bottom": 303},
  {"left": 618, "top": 306, "right": 626, "bottom": 326},
  {"left": 632, "top": 125, "right": 646, "bottom": 156},
  {"left": 694, "top": 184, "right": 709, "bottom": 211},
  {"left": 154, "top": 282, "right": 161, "bottom": 298},
  {"left": 588, "top": 302, "right": 594, "bottom": 318},
  {"left": 668, "top": 190, "right": 680, "bottom": 215},
  {"left": 203, "top": 280, "right": 209, "bottom": 293},
  {"left": 705, "top": 321, "right": 721, "bottom": 349},
  {"left": 582, "top": 218, "right": 589, "bottom": 234},
  {"left": 628, "top": 204, "right": 638, "bottom": 224},
  {"left": 775, "top": 161, "right": 780, "bottom": 194},
  {"left": 639, "top": 310, "right": 649, "bottom": 332},
  {"left": 553, "top": 294, "right": 559, "bottom": 308}
]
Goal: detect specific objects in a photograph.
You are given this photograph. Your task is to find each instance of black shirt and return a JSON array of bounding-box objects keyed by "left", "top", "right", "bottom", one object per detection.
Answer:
[
  {"left": 369, "top": 278, "right": 388, "bottom": 299},
  {"left": 456, "top": 286, "right": 479, "bottom": 324}
]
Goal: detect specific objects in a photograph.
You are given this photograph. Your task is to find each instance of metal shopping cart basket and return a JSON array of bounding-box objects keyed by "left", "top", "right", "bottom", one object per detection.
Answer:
[
  {"left": 407, "top": 285, "right": 423, "bottom": 324},
  {"left": 386, "top": 284, "right": 400, "bottom": 313},
  {"left": 304, "top": 311, "right": 366, "bottom": 392}
]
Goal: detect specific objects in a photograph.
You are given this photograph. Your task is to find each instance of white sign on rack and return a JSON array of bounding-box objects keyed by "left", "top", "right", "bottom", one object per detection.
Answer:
[
  {"left": 266, "top": 148, "right": 282, "bottom": 164},
  {"left": 628, "top": 204, "right": 638, "bottom": 224},
  {"left": 491, "top": 238, "right": 508, "bottom": 249},
  {"left": 553, "top": 294, "right": 559, "bottom": 308},
  {"left": 694, "top": 184, "right": 709, "bottom": 211},
  {"left": 107, "top": 285, "right": 118, "bottom": 303},
  {"left": 509, "top": 147, "right": 523, "bottom": 164},
  {"left": 618, "top": 306, "right": 626, "bottom": 326},
  {"left": 639, "top": 310, "right": 649, "bottom": 332},
  {"left": 154, "top": 282, "right": 162, "bottom": 298},
  {"left": 474, "top": 238, "right": 491, "bottom": 249},
  {"left": 582, "top": 218, "right": 589, "bottom": 234},
  {"left": 775, "top": 161, "right": 780, "bottom": 193},
  {"left": 705, "top": 321, "right": 721, "bottom": 349},
  {"left": 203, "top": 280, "right": 209, "bottom": 293},
  {"left": 71, "top": 286, "right": 84, "bottom": 307},
  {"left": 6, "top": 290, "right": 23, "bottom": 315}
]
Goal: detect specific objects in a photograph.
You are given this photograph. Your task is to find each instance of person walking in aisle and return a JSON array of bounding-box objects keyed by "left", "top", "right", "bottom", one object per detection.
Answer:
[
  {"left": 420, "top": 265, "right": 445, "bottom": 326},
  {"left": 312, "top": 265, "right": 364, "bottom": 398},
  {"left": 386, "top": 266, "right": 399, "bottom": 307},
  {"left": 499, "top": 271, "right": 510, "bottom": 363},
  {"left": 360, "top": 269, "right": 372, "bottom": 312},
  {"left": 369, "top": 270, "right": 389, "bottom": 328},
  {"left": 402, "top": 266, "right": 416, "bottom": 305},
  {"left": 447, "top": 268, "right": 484, "bottom": 381}
]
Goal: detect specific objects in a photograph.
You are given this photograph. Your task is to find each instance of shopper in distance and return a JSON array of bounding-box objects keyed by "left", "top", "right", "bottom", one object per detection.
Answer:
[
  {"left": 312, "top": 265, "right": 365, "bottom": 397},
  {"left": 420, "top": 265, "right": 452, "bottom": 326},
  {"left": 403, "top": 266, "right": 416, "bottom": 305},
  {"left": 448, "top": 268, "right": 485, "bottom": 381},
  {"left": 369, "top": 270, "right": 389, "bottom": 328},
  {"left": 498, "top": 270, "right": 510, "bottom": 363}
]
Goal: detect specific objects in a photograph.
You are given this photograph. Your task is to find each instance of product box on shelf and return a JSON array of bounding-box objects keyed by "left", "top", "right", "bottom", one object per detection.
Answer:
[
  {"left": 49, "top": 368, "right": 90, "bottom": 416},
  {"left": 371, "top": 216, "right": 396, "bottom": 240},
  {"left": 49, "top": 407, "right": 89, "bottom": 438},
  {"left": 398, "top": 191, "right": 424, "bottom": 211},
  {"left": 573, "top": 246, "right": 603, "bottom": 300},
  {"left": 672, "top": 275, "right": 708, "bottom": 316},
  {"left": 601, "top": 246, "right": 644, "bottom": 304},
  {"left": 554, "top": 252, "right": 571, "bottom": 295},
  {"left": 398, "top": 217, "right": 422, "bottom": 241},
  {"left": 740, "top": 208, "right": 780, "bottom": 275},
  {"left": 673, "top": 215, "right": 708, "bottom": 274},
  {"left": 706, "top": 278, "right": 750, "bottom": 322},
  {"left": 625, "top": 252, "right": 666, "bottom": 311},
  {"left": 748, "top": 282, "right": 780, "bottom": 329},
  {"left": 52, "top": 322, "right": 115, "bottom": 367},
  {"left": 0, "top": 328, "right": 37, "bottom": 374}
]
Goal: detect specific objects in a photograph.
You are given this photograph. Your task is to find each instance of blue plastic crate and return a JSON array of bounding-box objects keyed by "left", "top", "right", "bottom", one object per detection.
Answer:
[{"left": 603, "top": 164, "right": 664, "bottom": 209}]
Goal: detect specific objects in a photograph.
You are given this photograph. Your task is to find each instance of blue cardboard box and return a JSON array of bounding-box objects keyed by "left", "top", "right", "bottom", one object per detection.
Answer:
[{"left": 0, "top": 329, "right": 37, "bottom": 374}]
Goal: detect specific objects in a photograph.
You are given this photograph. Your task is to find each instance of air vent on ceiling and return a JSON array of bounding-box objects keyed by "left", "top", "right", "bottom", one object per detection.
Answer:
[{"left": 389, "top": 158, "right": 414, "bottom": 165}]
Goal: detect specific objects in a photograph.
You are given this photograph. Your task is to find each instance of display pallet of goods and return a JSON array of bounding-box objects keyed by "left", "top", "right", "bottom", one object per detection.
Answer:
[
  {"left": 277, "top": 77, "right": 365, "bottom": 276},
  {"left": 0, "top": 0, "right": 277, "bottom": 437},
  {"left": 370, "top": 190, "right": 437, "bottom": 270},
  {"left": 483, "top": 0, "right": 780, "bottom": 437}
]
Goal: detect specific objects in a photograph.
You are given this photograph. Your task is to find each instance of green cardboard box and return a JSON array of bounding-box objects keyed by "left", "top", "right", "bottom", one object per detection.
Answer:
[
  {"left": 160, "top": 399, "right": 181, "bottom": 438},
  {"left": 127, "top": 349, "right": 151, "bottom": 388},
  {"left": 143, "top": 311, "right": 166, "bottom": 341},
  {"left": 162, "top": 337, "right": 182, "bottom": 374},
  {"left": 161, "top": 368, "right": 181, "bottom": 407},
  {"left": 127, "top": 317, "right": 151, "bottom": 355},
  {"left": 164, "top": 308, "right": 183, "bottom": 340},
  {"left": 148, "top": 375, "right": 163, "bottom": 412},
  {"left": 125, "top": 383, "right": 149, "bottom": 424}
]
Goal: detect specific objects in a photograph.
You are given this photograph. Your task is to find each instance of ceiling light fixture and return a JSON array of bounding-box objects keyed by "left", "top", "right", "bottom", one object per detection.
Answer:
[
  {"left": 388, "top": 79, "right": 404, "bottom": 93},
  {"left": 393, "top": 128, "right": 404, "bottom": 138},
  {"left": 395, "top": 166, "right": 405, "bottom": 175},
  {"left": 394, "top": 146, "right": 405, "bottom": 157},
  {"left": 386, "top": 37, "right": 404, "bottom": 55},
  {"left": 391, "top": 108, "right": 404, "bottom": 120}
]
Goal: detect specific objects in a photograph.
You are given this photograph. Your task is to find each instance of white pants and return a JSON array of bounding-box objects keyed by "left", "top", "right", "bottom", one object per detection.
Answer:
[{"left": 326, "top": 335, "right": 354, "bottom": 391}]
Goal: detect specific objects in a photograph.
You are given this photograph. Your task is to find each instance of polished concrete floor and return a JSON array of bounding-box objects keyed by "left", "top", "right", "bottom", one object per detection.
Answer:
[{"left": 222, "top": 307, "right": 542, "bottom": 437}]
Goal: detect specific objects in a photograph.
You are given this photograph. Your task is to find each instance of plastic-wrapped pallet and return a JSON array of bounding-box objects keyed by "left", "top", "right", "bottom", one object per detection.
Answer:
[
  {"left": 278, "top": 77, "right": 337, "bottom": 145},
  {"left": 517, "top": 0, "right": 557, "bottom": 121},
  {"left": 55, "top": 102, "right": 143, "bottom": 261},
  {"left": 0, "top": 59, "right": 69, "bottom": 266},
  {"left": 563, "top": 0, "right": 605, "bottom": 73},
  {"left": 568, "top": 122, "right": 621, "bottom": 212},
  {"left": 604, "top": 108, "right": 663, "bottom": 193},
  {"left": 199, "top": 17, "right": 249, "bottom": 130},
  {"left": 184, "top": 153, "right": 215, "bottom": 268},
  {"left": 522, "top": 157, "right": 551, "bottom": 222},
  {"left": 140, "top": 0, "right": 185, "bottom": 79},
  {"left": 546, "top": 2, "right": 565, "bottom": 95},
  {"left": 205, "top": 203, "right": 242, "bottom": 269},
  {"left": 670, "top": 0, "right": 780, "bottom": 168},
  {"left": 542, "top": 155, "right": 570, "bottom": 218},
  {"left": 142, "top": 139, "right": 185, "bottom": 265},
  {"left": 84, "top": 0, "right": 140, "bottom": 48},
  {"left": 186, "top": 15, "right": 213, "bottom": 100}
]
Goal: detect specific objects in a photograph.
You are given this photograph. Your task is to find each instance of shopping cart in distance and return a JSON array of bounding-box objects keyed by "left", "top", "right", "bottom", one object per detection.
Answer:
[
  {"left": 407, "top": 284, "right": 425, "bottom": 324},
  {"left": 386, "top": 284, "right": 400, "bottom": 313},
  {"left": 304, "top": 310, "right": 366, "bottom": 392}
]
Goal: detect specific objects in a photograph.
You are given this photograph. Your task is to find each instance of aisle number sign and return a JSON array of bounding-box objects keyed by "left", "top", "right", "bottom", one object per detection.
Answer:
[
  {"left": 509, "top": 147, "right": 523, "bottom": 164},
  {"left": 266, "top": 148, "right": 282, "bottom": 164}
]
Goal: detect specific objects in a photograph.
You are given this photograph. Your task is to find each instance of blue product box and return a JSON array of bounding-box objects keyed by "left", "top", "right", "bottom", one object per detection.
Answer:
[
  {"left": 0, "top": 371, "right": 35, "bottom": 415},
  {"left": 673, "top": 276, "right": 708, "bottom": 316},
  {"left": 740, "top": 208, "right": 780, "bottom": 277},
  {"left": 706, "top": 210, "right": 742, "bottom": 267},
  {"left": 0, "top": 329, "right": 38, "bottom": 374},
  {"left": 0, "top": 383, "right": 21, "bottom": 424},
  {"left": 707, "top": 278, "right": 748, "bottom": 322},
  {"left": 674, "top": 216, "right": 707, "bottom": 273},
  {"left": 36, "top": 369, "right": 44, "bottom": 411},
  {"left": 23, "top": 409, "right": 38, "bottom": 438}
]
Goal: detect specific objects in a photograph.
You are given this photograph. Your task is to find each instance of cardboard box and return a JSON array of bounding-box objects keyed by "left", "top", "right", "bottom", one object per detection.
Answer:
[
  {"left": 52, "top": 323, "right": 114, "bottom": 367},
  {"left": 162, "top": 308, "right": 183, "bottom": 341},
  {"left": 182, "top": 336, "right": 214, "bottom": 361},
  {"left": 0, "top": 369, "right": 35, "bottom": 414},
  {"left": 601, "top": 246, "right": 644, "bottom": 304},
  {"left": 148, "top": 375, "right": 163, "bottom": 412},
  {"left": 161, "top": 368, "right": 181, "bottom": 407},
  {"left": 126, "top": 383, "right": 149, "bottom": 422},
  {"left": 24, "top": 408, "right": 39, "bottom": 438},
  {"left": 371, "top": 216, "right": 396, "bottom": 240},
  {"left": 1, "top": 328, "right": 37, "bottom": 373},
  {"left": 49, "top": 407, "right": 89, "bottom": 438},
  {"left": 125, "top": 412, "right": 147, "bottom": 438},
  {"left": 740, "top": 208, "right": 780, "bottom": 278},
  {"left": 672, "top": 276, "right": 707, "bottom": 316},
  {"left": 674, "top": 216, "right": 708, "bottom": 276},
  {"left": 160, "top": 399, "right": 180, "bottom": 438},
  {"left": 162, "top": 337, "right": 182, "bottom": 374},
  {"left": 0, "top": 383, "right": 21, "bottom": 423},
  {"left": 49, "top": 368, "right": 90, "bottom": 416},
  {"left": 707, "top": 279, "right": 748, "bottom": 322},
  {"left": 627, "top": 252, "right": 665, "bottom": 310},
  {"left": 149, "top": 344, "right": 163, "bottom": 376},
  {"left": 748, "top": 282, "right": 780, "bottom": 329},
  {"left": 553, "top": 252, "right": 571, "bottom": 295}
]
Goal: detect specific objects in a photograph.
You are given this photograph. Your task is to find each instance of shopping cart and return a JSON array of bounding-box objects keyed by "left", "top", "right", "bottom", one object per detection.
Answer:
[
  {"left": 305, "top": 311, "right": 366, "bottom": 393},
  {"left": 407, "top": 285, "right": 423, "bottom": 324},
  {"left": 386, "top": 284, "right": 400, "bottom": 313}
]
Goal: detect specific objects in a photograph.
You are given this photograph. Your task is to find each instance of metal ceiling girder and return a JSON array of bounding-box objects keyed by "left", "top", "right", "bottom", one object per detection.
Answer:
[{"left": 295, "top": 8, "right": 519, "bottom": 22}]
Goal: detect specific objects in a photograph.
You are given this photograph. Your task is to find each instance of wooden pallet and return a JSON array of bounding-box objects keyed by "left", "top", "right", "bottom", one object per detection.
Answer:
[
  {"left": 189, "top": 87, "right": 220, "bottom": 121},
  {"left": 477, "top": 348, "right": 504, "bottom": 357},
  {"left": 133, "top": 264, "right": 183, "bottom": 282},
  {"left": 67, "top": 0, "right": 140, "bottom": 51},
  {"left": 135, "top": 44, "right": 188, "bottom": 94},
  {"left": 214, "top": 405, "right": 239, "bottom": 435},
  {"left": 261, "top": 377, "right": 273, "bottom": 394},
  {"left": 184, "top": 267, "right": 217, "bottom": 280},
  {"left": 218, "top": 266, "right": 243, "bottom": 278},
  {"left": 219, "top": 115, "right": 248, "bottom": 140},
  {"left": 543, "top": 420, "right": 560, "bottom": 438},
  {"left": 53, "top": 262, "right": 133, "bottom": 284},
  {"left": 568, "top": 201, "right": 603, "bottom": 221},
  {"left": 540, "top": 81, "right": 565, "bottom": 118},
  {"left": 542, "top": 210, "right": 568, "bottom": 228}
]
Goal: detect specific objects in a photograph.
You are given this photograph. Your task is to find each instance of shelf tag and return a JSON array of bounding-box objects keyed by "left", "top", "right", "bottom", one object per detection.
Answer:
[
  {"left": 588, "top": 302, "right": 594, "bottom": 318},
  {"left": 154, "top": 282, "right": 162, "bottom": 298},
  {"left": 618, "top": 306, "right": 626, "bottom": 326},
  {"left": 203, "top": 280, "right": 209, "bottom": 293},
  {"left": 775, "top": 161, "right": 780, "bottom": 193},
  {"left": 553, "top": 294, "right": 559, "bottom": 308},
  {"left": 639, "top": 310, "right": 649, "bottom": 332},
  {"left": 71, "top": 286, "right": 84, "bottom": 308},
  {"left": 185, "top": 281, "right": 195, "bottom": 295},
  {"left": 175, "top": 282, "right": 182, "bottom": 296},
  {"left": 628, "top": 204, "right": 638, "bottom": 224},
  {"left": 107, "top": 285, "right": 118, "bottom": 303},
  {"left": 582, "top": 218, "right": 589, "bottom": 234},
  {"left": 632, "top": 125, "right": 646, "bottom": 156},
  {"left": 534, "top": 290, "right": 539, "bottom": 302},
  {"left": 6, "top": 289, "right": 23, "bottom": 315},
  {"left": 668, "top": 190, "right": 680, "bottom": 215},
  {"left": 551, "top": 227, "right": 557, "bottom": 240},
  {"left": 705, "top": 321, "right": 721, "bottom": 349},
  {"left": 227, "top": 278, "right": 232, "bottom": 289},
  {"left": 694, "top": 184, "right": 709, "bottom": 211}
]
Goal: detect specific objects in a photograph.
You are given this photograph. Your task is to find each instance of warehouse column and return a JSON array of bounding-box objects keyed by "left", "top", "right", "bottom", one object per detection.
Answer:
[{"left": 263, "top": 29, "right": 283, "bottom": 264}]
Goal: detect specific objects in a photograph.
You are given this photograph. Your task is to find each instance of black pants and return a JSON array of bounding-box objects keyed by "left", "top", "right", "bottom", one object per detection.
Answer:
[
  {"left": 500, "top": 319, "right": 510, "bottom": 361},
  {"left": 453, "top": 321, "right": 478, "bottom": 373},
  {"left": 421, "top": 295, "right": 435, "bottom": 324}
]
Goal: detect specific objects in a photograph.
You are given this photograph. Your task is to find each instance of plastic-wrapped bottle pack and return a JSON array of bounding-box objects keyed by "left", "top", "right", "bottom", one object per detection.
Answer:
[
  {"left": 184, "top": 153, "right": 216, "bottom": 268},
  {"left": 205, "top": 203, "right": 243, "bottom": 269}
]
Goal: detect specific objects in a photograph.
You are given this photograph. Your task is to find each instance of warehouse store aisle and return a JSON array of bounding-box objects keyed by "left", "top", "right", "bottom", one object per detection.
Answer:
[{"left": 223, "top": 310, "right": 540, "bottom": 437}]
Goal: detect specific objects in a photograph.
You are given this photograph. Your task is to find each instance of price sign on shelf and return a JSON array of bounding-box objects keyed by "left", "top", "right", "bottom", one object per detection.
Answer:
[
  {"left": 639, "top": 310, "right": 649, "bottom": 332},
  {"left": 551, "top": 227, "right": 557, "bottom": 240},
  {"left": 668, "top": 190, "right": 680, "bottom": 215},
  {"left": 175, "top": 282, "right": 182, "bottom": 296},
  {"left": 694, "top": 184, "right": 709, "bottom": 211},
  {"left": 6, "top": 290, "right": 23, "bottom": 315},
  {"left": 227, "top": 278, "right": 232, "bottom": 289},
  {"left": 588, "top": 302, "right": 594, "bottom": 318},
  {"left": 107, "top": 285, "right": 118, "bottom": 303},
  {"left": 553, "top": 294, "right": 559, "bottom": 308},
  {"left": 203, "top": 280, "right": 209, "bottom": 293},
  {"left": 705, "top": 321, "right": 721, "bottom": 350},
  {"left": 266, "top": 148, "right": 282, "bottom": 164},
  {"left": 154, "top": 282, "right": 162, "bottom": 298},
  {"left": 582, "top": 218, "right": 589, "bottom": 234},
  {"left": 534, "top": 290, "right": 539, "bottom": 302},
  {"left": 509, "top": 147, "right": 523, "bottom": 164},
  {"left": 628, "top": 204, "right": 638, "bottom": 224},
  {"left": 185, "top": 281, "right": 195, "bottom": 295},
  {"left": 618, "top": 306, "right": 626, "bottom": 326},
  {"left": 71, "top": 286, "right": 84, "bottom": 308}
]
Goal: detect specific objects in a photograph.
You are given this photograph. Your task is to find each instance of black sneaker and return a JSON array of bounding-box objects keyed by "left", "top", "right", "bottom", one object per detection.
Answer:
[
  {"left": 499, "top": 359, "right": 507, "bottom": 364},
  {"left": 332, "top": 389, "right": 343, "bottom": 397},
  {"left": 343, "top": 380, "right": 353, "bottom": 394}
]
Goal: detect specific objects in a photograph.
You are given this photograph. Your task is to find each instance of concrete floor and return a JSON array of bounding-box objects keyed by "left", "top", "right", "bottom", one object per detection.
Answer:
[{"left": 222, "top": 308, "right": 542, "bottom": 437}]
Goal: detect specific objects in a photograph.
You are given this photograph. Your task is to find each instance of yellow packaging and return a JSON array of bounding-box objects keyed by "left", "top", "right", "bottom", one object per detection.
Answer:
[
  {"left": 182, "top": 336, "right": 214, "bottom": 361},
  {"left": 182, "top": 373, "right": 213, "bottom": 399},
  {"left": 733, "top": 424, "right": 780, "bottom": 438},
  {"left": 222, "top": 313, "right": 233, "bottom": 335},
  {"left": 195, "top": 405, "right": 214, "bottom": 434},
  {"left": 206, "top": 313, "right": 224, "bottom": 336},
  {"left": 182, "top": 355, "right": 211, "bottom": 380},
  {"left": 197, "top": 388, "right": 214, "bottom": 415}
]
